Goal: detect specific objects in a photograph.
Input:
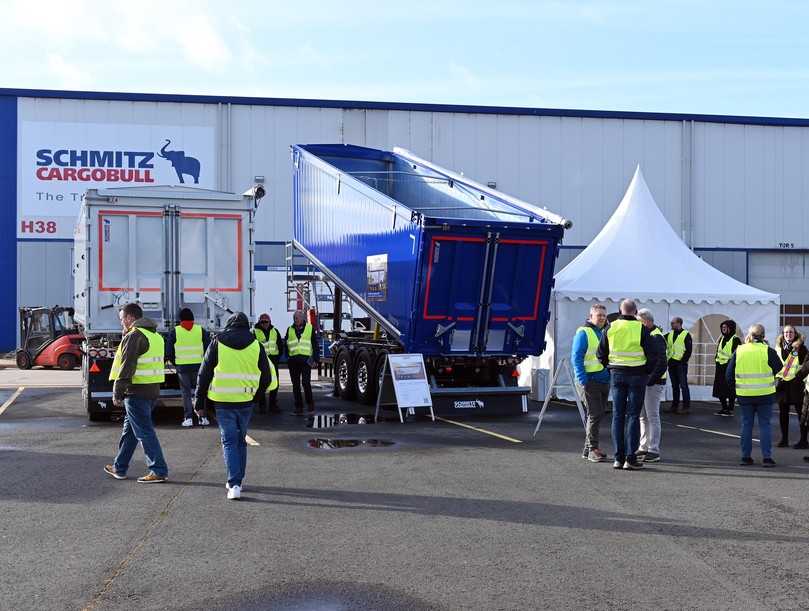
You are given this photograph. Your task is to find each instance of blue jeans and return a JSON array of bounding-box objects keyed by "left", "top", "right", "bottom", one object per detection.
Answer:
[
  {"left": 215, "top": 405, "right": 253, "bottom": 487},
  {"left": 113, "top": 396, "right": 168, "bottom": 477},
  {"left": 740, "top": 399, "right": 773, "bottom": 459},
  {"left": 177, "top": 370, "right": 197, "bottom": 419},
  {"left": 610, "top": 370, "right": 648, "bottom": 462}
]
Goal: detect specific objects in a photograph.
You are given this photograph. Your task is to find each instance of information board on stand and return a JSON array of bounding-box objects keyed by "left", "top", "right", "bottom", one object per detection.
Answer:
[{"left": 374, "top": 354, "right": 435, "bottom": 423}]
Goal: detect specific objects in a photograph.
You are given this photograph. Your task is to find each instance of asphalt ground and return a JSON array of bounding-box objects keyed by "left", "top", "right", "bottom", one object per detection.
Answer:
[{"left": 2, "top": 379, "right": 809, "bottom": 610}]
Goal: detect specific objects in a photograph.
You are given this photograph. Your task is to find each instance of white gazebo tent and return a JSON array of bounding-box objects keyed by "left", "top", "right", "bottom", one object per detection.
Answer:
[{"left": 538, "top": 166, "right": 780, "bottom": 401}]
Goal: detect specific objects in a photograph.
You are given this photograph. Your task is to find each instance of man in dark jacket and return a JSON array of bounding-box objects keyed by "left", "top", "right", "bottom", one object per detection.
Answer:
[
  {"left": 194, "top": 312, "right": 270, "bottom": 499},
  {"left": 165, "top": 308, "right": 211, "bottom": 427},
  {"left": 285, "top": 310, "right": 320, "bottom": 415},
  {"left": 105, "top": 303, "right": 169, "bottom": 484},
  {"left": 597, "top": 299, "right": 664, "bottom": 470},
  {"left": 666, "top": 317, "right": 693, "bottom": 414}
]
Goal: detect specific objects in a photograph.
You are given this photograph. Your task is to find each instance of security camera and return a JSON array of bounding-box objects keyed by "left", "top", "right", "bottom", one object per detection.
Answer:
[{"left": 243, "top": 184, "right": 266, "bottom": 203}]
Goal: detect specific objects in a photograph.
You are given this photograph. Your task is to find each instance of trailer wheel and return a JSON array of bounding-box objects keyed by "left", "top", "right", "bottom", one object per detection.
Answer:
[
  {"left": 355, "top": 349, "right": 377, "bottom": 405},
  {"left": 58, "top": 353, "right": 77, "bottom": 370},
  {"left": 15, "top": 350, "right": 32, "bottom": 370},
  {"left": 334, "top": 349, "right": 356, "bottom": 400}
]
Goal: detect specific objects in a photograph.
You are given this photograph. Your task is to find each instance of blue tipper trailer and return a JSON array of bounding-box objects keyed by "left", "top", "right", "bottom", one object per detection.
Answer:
[{"left": 291, "top": 144, "right": 571, "bottom": 416}]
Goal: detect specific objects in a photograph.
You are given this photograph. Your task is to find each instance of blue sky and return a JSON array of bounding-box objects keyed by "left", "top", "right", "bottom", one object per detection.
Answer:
[{"left": 1, "top": 1, "right": 804, "bottom": 117}]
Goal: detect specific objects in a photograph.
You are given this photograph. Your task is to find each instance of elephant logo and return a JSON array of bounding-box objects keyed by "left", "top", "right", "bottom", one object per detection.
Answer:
[{"left": 157, "top": 139, "right": 201, "bottom": 184}]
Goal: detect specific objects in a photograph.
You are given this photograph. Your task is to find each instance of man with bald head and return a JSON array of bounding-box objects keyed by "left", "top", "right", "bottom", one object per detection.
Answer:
[{"left": 597, "top": 299, "right": 662, "bottom": 470}]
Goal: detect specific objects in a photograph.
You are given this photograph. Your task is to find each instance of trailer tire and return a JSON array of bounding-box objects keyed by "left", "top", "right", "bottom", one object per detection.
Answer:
[
  {"left": 334, "top": 349, "right": 357, "bottom": 400},
  {"left": 58, "top": 353, "right": 77, "bottom": 370},
  {"left": 355, "top": 349, "right": 377, "bottom": 405},
  {"left": 15, "top": 350, "right": 32, "bottom": 370}
]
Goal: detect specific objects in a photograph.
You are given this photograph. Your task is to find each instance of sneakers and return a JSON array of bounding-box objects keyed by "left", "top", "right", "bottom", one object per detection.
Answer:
[
  {"left": 181, "top": 418, "right": 193, "bottom": 427},
  {"left": 199, "top": 416, "right": 210, "bottom": 426},
  {"left": 623, "top": 459, "right": 644, "bottom": 470},
  {"left": 641, "top": 452, "right": 660, "bottom": 463},
  {"left": 714, "top": 408, "right": 731, "bottom": 417},
  {"left": 613, "top": 460, "right": 624, "bottom": 469},
  {"left": 762, "top": 458, "right": 776, "bottom": 468},
  {"left": 104, "top": 464, "right": 126, "bottom": 480},
  {"left": 587, "top": 450, "right": 606, "bottom": 463},
  {"left": 137, "top": 472, "right": 167, "bottom": 484},
  {"left": 739, "top": 457, "right": 754, "bottom": 466},
  {"left": 227, "top": 484, "right": 241, "bottom": 500}
]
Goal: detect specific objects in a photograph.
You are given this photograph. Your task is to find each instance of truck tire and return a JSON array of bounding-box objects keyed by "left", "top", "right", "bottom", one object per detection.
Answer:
[
  {"left": 16, "top": 350, "right": 32, "bottom": 370},
  {"left": 58, "top": 353, "right": 77, "bottom": 370},
  {"left": 355, "top": 349, "right": 377, "bottom": 405},
  {"left": 334, "top": 349, "right": 357, "bottom": 400}
]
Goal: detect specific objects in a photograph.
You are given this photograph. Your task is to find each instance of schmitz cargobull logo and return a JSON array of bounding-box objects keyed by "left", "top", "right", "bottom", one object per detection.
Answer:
[{"left": 34, "top": 139, "right": 202, "bottom": 184}]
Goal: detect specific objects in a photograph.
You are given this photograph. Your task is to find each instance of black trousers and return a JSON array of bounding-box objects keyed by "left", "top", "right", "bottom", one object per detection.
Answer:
[
  {"left": 778, "top": 402, "right": 806, "bottom": 443},
  {"left": 668, "top": 361, "right": 691, "bottom": 407},
  {"left": 288, "top": 358, "right": 314, "bottom": 410}
]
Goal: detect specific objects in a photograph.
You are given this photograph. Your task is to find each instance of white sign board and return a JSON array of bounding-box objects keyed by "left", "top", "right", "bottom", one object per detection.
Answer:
[
  {"left": 18, "top": 121, "right": 216, "bottom": 239},
  {"left": 388, "top": 353, "right": 432, "bottom": 408}
]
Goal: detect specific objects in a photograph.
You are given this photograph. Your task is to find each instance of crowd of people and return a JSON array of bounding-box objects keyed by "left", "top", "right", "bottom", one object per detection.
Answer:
[
  {"left": 103, "top": 304, "right": 319, "bottom": 500},
  {"left": 572, "top": 299, "right": 809, "bottom": 469}
]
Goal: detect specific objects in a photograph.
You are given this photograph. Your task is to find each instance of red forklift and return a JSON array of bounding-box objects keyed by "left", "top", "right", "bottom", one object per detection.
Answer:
[{"left": 16, "top": 306, "right": 83, "bottom": 370}]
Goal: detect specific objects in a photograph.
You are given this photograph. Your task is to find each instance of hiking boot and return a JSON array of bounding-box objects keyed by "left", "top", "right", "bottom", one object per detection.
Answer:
[
  {"left": 623, "top": 459, "right": 644, "bottom": 470},
  {"left": 739, "top": 457, "right": 754, "bottom": 466},
  {"left": 762, "top": 458, "right": 776, "bottom": 468},
  {"left": 104, "top": 464, "right": 126, "bottom": 480},
  {"left": 137, "top": 472, "right": 167, "bottom": 484}
]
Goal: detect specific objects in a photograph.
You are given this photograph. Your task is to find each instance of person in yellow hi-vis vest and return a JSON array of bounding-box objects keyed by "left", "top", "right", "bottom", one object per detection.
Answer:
[
  {"left": 194, "top": 312, "right": 272, "bottom": 500},
  {"left": 104, "top": 303, "right": 169, "bottom": 484},
  {"left": 774, "top": 325, "right": 808, "bottom": 448},
  {"left": 253, "top": 312, "right": 284, "bottom": 414},
  {"left": 166, "top": 308, "right": 210, "bottom": 427},
  {"left": 665, "top": 317, "right": 693, "bottom": 414},
  {"left": 726, "top": 324, "right": 782, "bottom": 467},
  {"left": 597, "top": 299, "right": 665, "bottom": 470},
  {"left": 712, "top": 319, "right": 741, "bottom": 417},
  {"left": 285, "top": 310, "right": 320, "bottom": 416}
]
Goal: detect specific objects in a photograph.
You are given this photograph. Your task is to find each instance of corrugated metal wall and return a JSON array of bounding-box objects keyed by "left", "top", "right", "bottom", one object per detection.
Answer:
[{"left": 14, "top": 96, "right": 809, "bottom": 346}]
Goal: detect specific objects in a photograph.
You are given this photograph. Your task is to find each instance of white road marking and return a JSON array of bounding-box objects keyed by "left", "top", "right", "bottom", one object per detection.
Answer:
[
  {"left": 0, "top": 386, "right": 25, "bottom": 417},
  {"left": 670, "top": 421, "right": 759, "bottom": 444}
]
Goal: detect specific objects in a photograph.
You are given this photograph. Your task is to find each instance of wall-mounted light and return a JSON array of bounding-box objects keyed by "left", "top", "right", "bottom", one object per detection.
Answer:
[{"left": 486, "top": 181, "right": 497, "bottom": 189}]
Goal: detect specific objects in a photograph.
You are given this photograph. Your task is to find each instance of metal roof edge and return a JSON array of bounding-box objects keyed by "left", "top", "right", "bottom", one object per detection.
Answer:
[{"left": 4, "top": 87, "right": 809, "bottom": 127}]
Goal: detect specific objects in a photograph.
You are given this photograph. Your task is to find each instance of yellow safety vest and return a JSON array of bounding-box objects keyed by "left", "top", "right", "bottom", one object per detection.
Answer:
[
  {"left": 286, "top": 323, "right": 313, "bottom": 357},
  {"left": 208, "top": 340, "right": 262, "bottom": 403},
  {"left": 109, "top": 328, "right": 165, "bottom": 384},
  {"left": 174, "top": 324, "right": 203, "bottom": 365},
  {"left": 777, "top": 347, "right": 801, "bottom": 382},
  {"left": 607, "top": 319, "right": 646, "bottom": 367},
  {"left": 666, "top": 330, "right": 690, "bottom": 361},
  {"left": 254, "top": 326, "right": 280, "bottom": 356},
  {"left": 266, "top": 358, "right": 279, "bottom": 393},
  {"left": 576, "top": 326, "right": 604, "bottom": 373},
  {"left": 715, "top": 336, "right": 735, "bottom": 365},
  {"left": 735, "top": 343, "right": 775, "bottom": 397},
  {"left": 650, "top": 327, "right": 668, "bottom": 380}
]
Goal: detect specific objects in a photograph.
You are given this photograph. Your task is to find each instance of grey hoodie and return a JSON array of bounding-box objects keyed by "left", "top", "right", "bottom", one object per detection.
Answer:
[{"left": 113, "top": 317, "right": 163, "bottom": 402}]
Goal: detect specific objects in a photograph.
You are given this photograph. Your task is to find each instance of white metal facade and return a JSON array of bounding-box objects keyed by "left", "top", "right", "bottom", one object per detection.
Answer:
[{"left": 14, "top": 94, "right": 809, "bottom": 344}]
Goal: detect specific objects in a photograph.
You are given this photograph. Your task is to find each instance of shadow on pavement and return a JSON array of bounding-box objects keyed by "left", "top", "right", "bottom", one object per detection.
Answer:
[{"left": 166, "top": 481, "right": 807, "bottom": 544}]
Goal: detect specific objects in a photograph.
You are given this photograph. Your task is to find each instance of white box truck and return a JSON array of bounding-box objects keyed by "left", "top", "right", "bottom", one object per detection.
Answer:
[{"left": 73, "top": 185, "right": 259, "bottom": 421}]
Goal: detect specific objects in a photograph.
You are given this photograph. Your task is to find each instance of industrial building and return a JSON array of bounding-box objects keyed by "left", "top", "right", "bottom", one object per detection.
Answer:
[{"left": 2, "top": 87, "right": 808, "bottom": 351}]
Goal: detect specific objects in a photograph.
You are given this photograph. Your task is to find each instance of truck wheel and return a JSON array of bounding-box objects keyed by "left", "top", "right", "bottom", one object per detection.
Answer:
[
  {"left": 334, "top": 350, "right": 356, "bottom": 400},
  {"left": 58, "top": 353, "right": 77, "bottom": 370},
  {"left": 15, "top": 350, "right": 32, "bottom": 370},
  {"left": 355, "top": 349, "right": 377, "bottom": 405}
]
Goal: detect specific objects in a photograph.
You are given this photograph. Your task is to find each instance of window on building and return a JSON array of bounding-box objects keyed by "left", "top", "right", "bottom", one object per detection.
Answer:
[{"left": 780, "top": 304, "right": 809, "bottom": 329}]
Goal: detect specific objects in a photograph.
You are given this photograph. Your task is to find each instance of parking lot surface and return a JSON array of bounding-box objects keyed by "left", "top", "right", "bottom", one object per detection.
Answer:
[{"left": 2, "top": 377, "right": 809, "bottom": 610}]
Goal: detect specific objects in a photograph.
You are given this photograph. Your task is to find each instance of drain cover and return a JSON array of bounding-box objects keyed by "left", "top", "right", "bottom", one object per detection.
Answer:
[{"left": 307, "top": 438, "right": 395, "bottom": 449}]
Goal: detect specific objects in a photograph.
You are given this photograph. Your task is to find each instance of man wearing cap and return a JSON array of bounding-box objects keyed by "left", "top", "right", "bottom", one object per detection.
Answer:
[{"left": 254, "top": 313, "right": 283, "bottom": 413}]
